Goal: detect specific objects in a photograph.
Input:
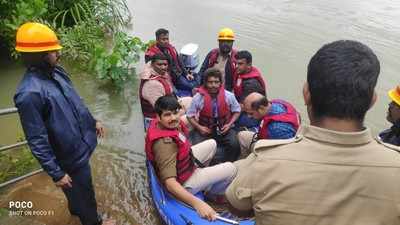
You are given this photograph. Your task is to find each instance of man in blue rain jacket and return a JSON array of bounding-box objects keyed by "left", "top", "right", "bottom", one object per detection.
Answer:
[{"left": 13, "top": 22, "right": 114, "bottom": 225}]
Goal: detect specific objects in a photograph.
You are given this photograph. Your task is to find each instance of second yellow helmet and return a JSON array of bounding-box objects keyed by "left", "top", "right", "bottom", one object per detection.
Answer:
[
  {"left": 218, "top": 28, "right": 235, "bottom": 41},
  {"left": 389, "top": 85, "right": 400, "bottom": 106}
]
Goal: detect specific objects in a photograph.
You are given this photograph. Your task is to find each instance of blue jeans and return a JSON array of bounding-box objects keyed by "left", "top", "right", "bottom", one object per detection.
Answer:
[{"left": 62, "top": 164, "right": 101, "bottom": 225}]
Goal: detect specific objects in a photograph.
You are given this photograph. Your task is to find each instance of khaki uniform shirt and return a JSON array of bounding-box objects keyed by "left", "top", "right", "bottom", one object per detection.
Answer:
[
  {"left": 226, "top": 125, "right": 400, "bottom": 225},
  {"left": 153, "top": 137, "right": 178, "bottom": 181},
  {"left": 152, "top": 125, "right": 187, "bottom": 181}
]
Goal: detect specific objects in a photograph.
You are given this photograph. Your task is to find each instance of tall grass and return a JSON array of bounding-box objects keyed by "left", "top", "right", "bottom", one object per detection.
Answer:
[{"left": 0, "top": 0, "right": 148, "bottom": 89}]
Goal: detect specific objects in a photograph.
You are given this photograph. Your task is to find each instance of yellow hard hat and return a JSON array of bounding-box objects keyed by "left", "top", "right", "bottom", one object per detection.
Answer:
[
  {"left": 388, "top": 85, "right": 400, "bottom": 106},
  {"left": 15, "top": 22, "right": 62, "bottom": 52},
  {"left": 218, "top": 28, "right": 235, "bottom": 41}
]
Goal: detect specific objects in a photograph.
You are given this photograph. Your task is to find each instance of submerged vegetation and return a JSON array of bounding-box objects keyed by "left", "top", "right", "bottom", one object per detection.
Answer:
[{"left": 0, "top": 0, "right": 149, "bottom": 89}]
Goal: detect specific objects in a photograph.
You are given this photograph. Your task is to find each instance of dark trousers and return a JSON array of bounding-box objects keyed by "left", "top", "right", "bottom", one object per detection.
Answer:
[
  {"left": 62, "top": 164, "right": 101, "bottom": 225},
  {"left": 190, "top": 129, "right": 240, "bottom": 163}
]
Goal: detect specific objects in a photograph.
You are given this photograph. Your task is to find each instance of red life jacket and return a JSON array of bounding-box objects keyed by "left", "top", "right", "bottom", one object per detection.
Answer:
[
  {"left": 233, "top": 66, "right": 266, "bottom": 98},
  {"left": 208, "top": 48, "right": 237, "bottom": 86},
  {"left": 198, "top": 86, "right": 231, "bottom": 128},
  {"left": 145, "top": 119, "right": 196, "bottom": 184},
  {"left": 145, "top": 43, "right": 182, "bottom": 74},
  {"left": 139, "top": 75, "right": 173, "bottom": 118},
  {"left": 258, "top": 99, "right": 300, "bottom": 139}
]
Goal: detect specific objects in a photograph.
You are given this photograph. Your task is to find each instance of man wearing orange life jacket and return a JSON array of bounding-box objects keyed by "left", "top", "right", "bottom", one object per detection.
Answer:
[
  {"left": 233, "top": 50, "right": 266, "bottom": 102},
  {"left": 139, "top": 54, "right": 192, "bottom": 131},
  {"left": 187, "top": 68, "right": 241, "bottom": 163},
  {"left": 233, "top": 50, "right": 267, "bottom": 131},
  {"left": 238, "top": 92, "right": 300, "bottom": 156},
  {"left": 145, "top": 28, "right": 184, "bottom": 83},
  {"left": 198, "top": 28, "right": 237, "bottom": 91},
  {"left": 145, "top": 95, "right": 236, "bottom": 221}
]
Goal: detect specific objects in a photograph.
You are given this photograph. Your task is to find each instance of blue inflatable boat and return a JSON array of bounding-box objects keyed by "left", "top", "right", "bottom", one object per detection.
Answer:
[{"left": 146, "top": 161, "right": 255, "bottom": 225}]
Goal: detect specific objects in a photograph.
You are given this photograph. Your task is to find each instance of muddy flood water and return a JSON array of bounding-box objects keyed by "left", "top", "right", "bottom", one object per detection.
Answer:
[{"left": 1, "top": 0, "right": 400, "bottom": 224}]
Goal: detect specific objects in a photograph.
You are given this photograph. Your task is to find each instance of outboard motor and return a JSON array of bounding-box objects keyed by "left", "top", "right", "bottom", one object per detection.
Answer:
[
  {"left": 180, "top": 43, "right": 200, "bottom": 73},
  {"left": 175, "top": 43, "right": 201, "bottom": 97}
]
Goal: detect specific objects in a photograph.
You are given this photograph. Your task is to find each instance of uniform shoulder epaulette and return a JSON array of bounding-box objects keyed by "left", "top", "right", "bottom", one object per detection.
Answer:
[
  {"left": 162, "top": 137, "right": 173, "bottom": 144},
  {"left": 252, "top": 135, "right": 303, "bottom": 155},
  {"left": 375, "top": 135, "right": 400, "bottom": 153}
]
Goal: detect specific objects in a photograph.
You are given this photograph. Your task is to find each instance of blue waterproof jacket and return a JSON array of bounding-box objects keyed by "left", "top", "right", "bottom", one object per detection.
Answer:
[
  {"left": 14, "top": 66, "right": 97, "bottom": 182},
  {"left": 379, "top": 120, "right": 400, "bottom": 146}
]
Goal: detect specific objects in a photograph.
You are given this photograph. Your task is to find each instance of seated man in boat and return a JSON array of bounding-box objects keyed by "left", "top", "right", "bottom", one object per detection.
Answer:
[
  {"left": 226, "top": 40, "right": 400, "bottom": 225},
  {"left": 145, "top": 28, "right": 198, "bottom": 96},
  {"left": 233, "top": 50, "right": 266, "bottom": 132},
  {"left": 198, "top": 28, "right": 237, "bottom": 91},
  {"left": 187, "top": 68, "right": 241, "bottom": 163},
  {"left": 237, "top": 92, "right": 300, "bottom": 156},
  {"left": 145, "top": 95, "right": 237, "bottom": 221},
  {"left": 378, "top": 85, "right": 400, "bottom": 146},
  {"left": 139, "top": 53, "right": 191, "bottom": 131}
]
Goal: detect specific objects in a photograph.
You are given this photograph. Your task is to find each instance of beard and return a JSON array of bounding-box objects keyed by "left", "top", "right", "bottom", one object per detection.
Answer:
[{"left": 220, "top": 46, "right": 231, "bottom": 54}]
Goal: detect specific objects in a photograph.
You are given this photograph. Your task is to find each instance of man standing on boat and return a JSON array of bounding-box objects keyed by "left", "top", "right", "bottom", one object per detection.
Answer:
[
  {"left": 14, "top": 22, "right": 114, "bottom": 225},
  {"left": 198, "top": 28, "right": 237, "bottom": 91},
  {"left": 378, "top": 85, "right": 400, "bottom": 146},
  {"left": 145, "top": 95, "right": 237, "bottom": 221},
  {"left": 226, "top": 40, "right": 400, "bottom": 225},
  {"left": 187, "top": 68, "right": 241, "bottom": 163},
  {"left": 237, "top": 92, "right": 300, "bottom": 156}
]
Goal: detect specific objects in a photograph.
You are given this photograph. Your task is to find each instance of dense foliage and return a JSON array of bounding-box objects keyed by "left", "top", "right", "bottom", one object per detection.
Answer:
[
  {"left": 0, "top": 0, "right": 148, "bottom": 89},
  {"left": 0, "top": 0, "right": 148, "bottom": 184}
]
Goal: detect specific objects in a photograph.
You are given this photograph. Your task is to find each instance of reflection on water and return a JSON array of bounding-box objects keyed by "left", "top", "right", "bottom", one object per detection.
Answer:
[{"left": 2, "top": 0, "right": 400, "bottom": 224}]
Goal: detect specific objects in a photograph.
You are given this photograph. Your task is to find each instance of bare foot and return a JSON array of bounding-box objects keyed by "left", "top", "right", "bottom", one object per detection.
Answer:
[{"left": 102, "top": 219, "right": 116, "bottom": 225}]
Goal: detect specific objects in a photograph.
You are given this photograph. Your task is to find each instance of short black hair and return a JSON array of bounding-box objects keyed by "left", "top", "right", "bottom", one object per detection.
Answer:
[
  {"left": 154, "top": 95, "right": 181, "bottom": 117},
  {"left": 155, "top": 28, "right": 169, "bottom": 39},
  {"left": 307, "top": 40, "right": 380, "bottom": 121},
  {"left": 251, "top": 97, "right": 269, "bottom": 110},
  {"left": 151, "top": 53, "right": 169, "bottom": 64},
  {"left": 203, "top": 68, "right": 222, "bottom": 84},
  {"left": 235, "top": 50, "right": 252, "bottom": 64}
]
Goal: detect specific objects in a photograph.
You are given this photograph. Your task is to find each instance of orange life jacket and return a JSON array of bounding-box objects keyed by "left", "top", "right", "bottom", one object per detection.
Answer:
[
  {"left": 258, "top": 99, "right": 300, "bottom": 139},
  {"left": 145, "top": 43, "right": 182, "bottom": 75},
  {"left": 139, "top": 75, "right": 173, "bottom": 118},
  {"left": 145, "top": 120, "right": 196, "bottom": 184},
  {"left": 233, "top": 66, "right": 266, "bottom": 99},
  {"left": 198, "top": 86, "right": 232, "bottom": 129}
]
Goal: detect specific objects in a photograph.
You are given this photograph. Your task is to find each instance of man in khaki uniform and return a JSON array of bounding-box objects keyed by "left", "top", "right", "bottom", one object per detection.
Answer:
[
  {"left": 145, "top": 95, "right": 236, "bottom": 221},
  {"left": 226, "top": 40, "right": 400, "bottom": 225}
]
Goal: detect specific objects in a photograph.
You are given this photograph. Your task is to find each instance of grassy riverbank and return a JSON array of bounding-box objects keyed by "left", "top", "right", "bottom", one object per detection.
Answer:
[{"left": 0, "top": 146, "right": 40, "bottom": 184}]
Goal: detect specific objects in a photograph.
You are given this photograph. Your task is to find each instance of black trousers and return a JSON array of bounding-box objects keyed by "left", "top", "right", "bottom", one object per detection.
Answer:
[
  {"left": 190, "top": 129, "right": 240, "bottom": 163},
  {"left": 62, "top": 164, "right": 101, "bottom": 225}
]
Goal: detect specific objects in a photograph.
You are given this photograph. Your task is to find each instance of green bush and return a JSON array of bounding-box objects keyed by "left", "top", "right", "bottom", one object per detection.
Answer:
[
  {"left": 57, "top": 19, "right": 105, "bottom": 62},
  {"left": 89, "top": 32, "right": 149, "bottom": 89},
  {"left": 0, "top": 0, "right": 48, "bottom": 58},
  {"left": 0, "top": 0, "right": 146, "bottom": 90},
  {"left": 48, "top": 0, "right": 130, "bottom": 31}
]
